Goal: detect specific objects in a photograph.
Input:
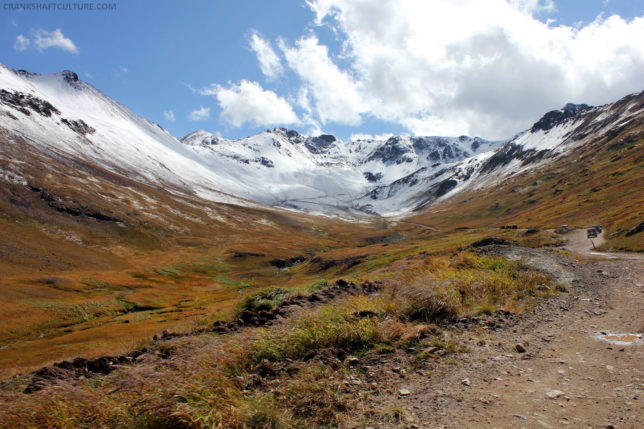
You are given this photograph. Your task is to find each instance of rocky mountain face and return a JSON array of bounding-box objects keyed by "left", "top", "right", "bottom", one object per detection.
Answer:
[
  {"left": 1, "top": 64, "right": 643, "bottom": 219},
  {"left": 180, "top": 128, "right": 503, "bottom": 215}
]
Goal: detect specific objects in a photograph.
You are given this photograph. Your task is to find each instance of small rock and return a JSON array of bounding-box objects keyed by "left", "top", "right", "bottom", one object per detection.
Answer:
[
  {"left": 399, "top": 388, "right": 411, "bottom": 396},
  {"left": 515, "top": 343, "right": 527, "bottom": 353},
  {"left": 346, "top": 357, "right": 360, "bottom": 366},
  {"left": 462, "top": 378, "right": 471, "bottom": 386},
  {"left": 546, "top": 390, "right": 564, "bottom": 399}
]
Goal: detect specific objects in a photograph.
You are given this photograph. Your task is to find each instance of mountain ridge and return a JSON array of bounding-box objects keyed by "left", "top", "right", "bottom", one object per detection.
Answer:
[{"left": 1, "top": 64, "right": 643, "bottom": 218}]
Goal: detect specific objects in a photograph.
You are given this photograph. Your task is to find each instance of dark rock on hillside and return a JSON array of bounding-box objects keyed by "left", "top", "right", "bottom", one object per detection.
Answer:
[
  {"left": 0, "top": 89, "right": 60, "bottom": 118},
  {"left": 232, "top": 251, "right": 266, "bottom": 258},
  {"left": 255, "top": 156, "right": 274, "bottom": 168},
  {"left": 270, "top": 256, "right": 306, "bottom": 269},
  {"left": 625, "top": 221, "right": 644, "bottom": 237},
  {"left": 25, "top": 351, "right": 145, "bottom": 393},
  {"left": 435, "top": 178, "right": 458, "bottom": 197},
  {"left": 61, "top": 118, "right": 95, "bottom": 136},
  {"left": 470, "top": 237, "right": 512, "bottom": 248},
  {"left": 479, "top": 143, "right": 551, "bottom": 174},
  {"left": 531, "top": 103, "right": 592, "bottom": 133},
  {"left": 363, "top": 171, "right": 383, "bottom": 182},
  {"left": 272, "top": 128, "right": 305, "bottom": 143},
  {"left": 28, "top": 186, "right": 122, "bottom": 222},
  {"left": 368, "top": 136, "right": 413, "bottom": 164},
  {"left": 305, "top": 134, "right": 337, "bottom": 154},
  {"left": 62, "top": 70, "right": 79, "bottom": 83},
  {"left": 61, "top": 70, "right": 84, "bottom": 89}
]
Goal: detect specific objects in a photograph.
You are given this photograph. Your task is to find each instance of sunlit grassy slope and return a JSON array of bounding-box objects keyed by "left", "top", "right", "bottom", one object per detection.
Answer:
[{"left": 1, "top": 98, "right": 643, "bottom": 378}]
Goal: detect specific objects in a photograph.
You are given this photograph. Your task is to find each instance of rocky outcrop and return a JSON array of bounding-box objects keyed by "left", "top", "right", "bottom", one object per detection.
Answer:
[
  {"left": 0, "top": 89, "right": 60, "bottom": 118},
  {"left": 531, "top": 103, "right": 592, "bottom": 133},
  {"left": 625, "top": 221, "right": 644, "bottom": 237},
  {"left": 61, "top": 118, "right": 95, "bottom": 136}
]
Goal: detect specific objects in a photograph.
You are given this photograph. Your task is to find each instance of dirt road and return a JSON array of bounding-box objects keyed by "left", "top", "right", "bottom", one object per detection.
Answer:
[
  {"left": 564, "top": 229, "right": 642, "bottom": 261},
  {"left": 377, "top": 235, "right": 644, "bottom": 428}
]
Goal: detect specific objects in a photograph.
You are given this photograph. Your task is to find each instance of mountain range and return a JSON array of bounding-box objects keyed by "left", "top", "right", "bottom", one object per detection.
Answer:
[{"left": 2, "top": 63, "right": 642, "bottom": 220}]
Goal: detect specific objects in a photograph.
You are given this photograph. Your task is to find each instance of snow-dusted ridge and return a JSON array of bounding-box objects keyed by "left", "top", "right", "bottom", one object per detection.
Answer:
[
  {"left": 1, "top": 64, "right": 642, "bottom": 218},
  {"left": 179, "top": 128, "right": 505, "bottom": 215},
  {"left": 0, "top": 64, "right": 254, "bottom": 207}
]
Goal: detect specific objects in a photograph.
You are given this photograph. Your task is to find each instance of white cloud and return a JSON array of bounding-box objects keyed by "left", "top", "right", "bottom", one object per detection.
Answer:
[
  {"left": 349, "top": 132, "right": 395, "bottom": 141},
  {"left": 279, "top": 35, "right": 367, "bottom": 125},
  {"left": 13, "top": 35, "right": 30, "bottom": 51},
  {"left": 249, "top": 32, "right": 283, "bottom": 79},
  {"left": 32, "top": 28, "right": 79, "bottom": 54},
  {"left": 509, "top": 0, "right": 556, "bottom": 15},
  {"left": 163, "top": 110, "right": 176, "bottom": 122},
  {"left": 120, "top": 66, "right": 129, "bottom": 73},
  {"left": 189, "top": 106, "right": 211, "bottom": 121},
  {"left": 201, "top": 80, "right": 299, "bottom": 127},
  {"left": 295, "top": 0, "right": 644, "bottom": 138}
]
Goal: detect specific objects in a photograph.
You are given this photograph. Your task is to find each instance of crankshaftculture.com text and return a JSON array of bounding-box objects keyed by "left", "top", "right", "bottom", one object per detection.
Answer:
[{"left": 3, "top": 2, "right": 117, "bottom": 11}]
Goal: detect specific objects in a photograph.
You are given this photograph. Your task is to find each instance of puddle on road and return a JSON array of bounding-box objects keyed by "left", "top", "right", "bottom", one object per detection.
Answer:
[{"left": 593, "top": 331, "right": 644, "bottom": 345}]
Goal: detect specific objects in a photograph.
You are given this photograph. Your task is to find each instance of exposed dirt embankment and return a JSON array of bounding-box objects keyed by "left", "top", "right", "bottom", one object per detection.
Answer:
[{"left": 19, "top": 279, "right": 381, "bottom": 393}]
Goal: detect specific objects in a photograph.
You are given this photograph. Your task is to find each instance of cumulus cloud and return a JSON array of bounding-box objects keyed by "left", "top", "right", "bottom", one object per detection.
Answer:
[
  {"left": 249, "top": 32, "right": 283, "bottom": 79},
  {"left": 13, "top": 35, "right": 30, "bottom": 51},
  {"left": 201, "top": 80, "right": 299, "bottom": 127},
  {"left": 189, "top": 106, "right": 211, "bottom": 121},
  {"left": 279, "top": 36, "right": 367, "bottom": 126},
  {"left": 163, "top": 110, "right": 176, "bottom": 122},
  {"left": 32, "top": 28, "right": 79, "bottom": 54},
  {"left": 295, "top": 0, "right": 644, "bottom": 138}
]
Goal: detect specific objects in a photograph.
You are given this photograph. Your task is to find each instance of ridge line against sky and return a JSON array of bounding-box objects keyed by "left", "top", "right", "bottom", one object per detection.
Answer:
[{"left": 2, "top": 0, "right": 644, "bottom": 141}]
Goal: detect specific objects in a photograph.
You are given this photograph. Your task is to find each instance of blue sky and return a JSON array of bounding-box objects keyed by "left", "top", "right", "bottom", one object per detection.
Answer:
[{"left": 2, "top": 0, "right": 644, "bottom": 141}]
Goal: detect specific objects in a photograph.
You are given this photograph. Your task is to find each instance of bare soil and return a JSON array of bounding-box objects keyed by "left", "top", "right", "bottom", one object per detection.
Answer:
[{"left": 371, "top": 233, "right": 644, "bottom": 428}]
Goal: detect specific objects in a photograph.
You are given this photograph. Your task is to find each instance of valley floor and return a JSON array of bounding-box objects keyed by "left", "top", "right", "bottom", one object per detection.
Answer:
[{"left": 375, "top": 236, "right": 644, "bottom": 428}]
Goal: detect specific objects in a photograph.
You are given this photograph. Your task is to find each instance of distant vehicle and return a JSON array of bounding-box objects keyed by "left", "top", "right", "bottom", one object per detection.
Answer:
[{"left": 587, "top": 225, "right": 601, "bottom": 238}]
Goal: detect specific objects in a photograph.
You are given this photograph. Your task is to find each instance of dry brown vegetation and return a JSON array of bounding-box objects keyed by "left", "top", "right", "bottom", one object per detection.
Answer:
[{"left": 0, "top": 250, "right": 559, "bottom": 428}]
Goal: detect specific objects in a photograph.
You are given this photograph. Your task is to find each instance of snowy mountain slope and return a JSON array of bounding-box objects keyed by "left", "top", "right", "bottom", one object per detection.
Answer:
[{"left": 0, "top": 65, "right": 251, "bottom": 207}]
